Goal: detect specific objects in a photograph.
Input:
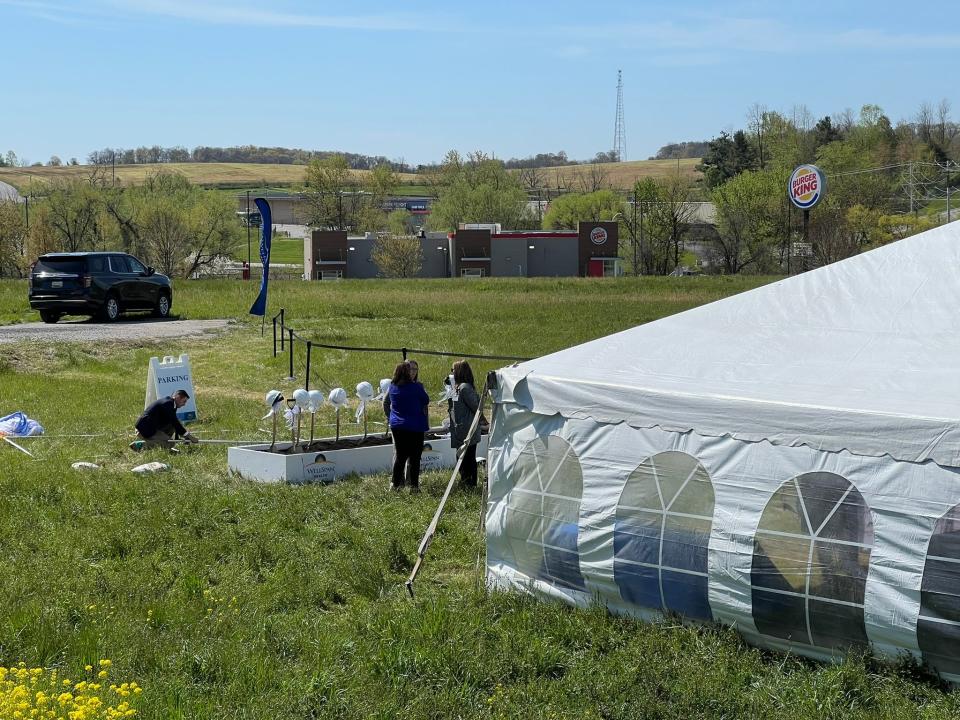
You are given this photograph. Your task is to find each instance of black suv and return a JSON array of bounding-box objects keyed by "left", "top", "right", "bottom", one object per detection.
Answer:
[{"left": 29, "top": 252, "right": 173, "bottom": 323}]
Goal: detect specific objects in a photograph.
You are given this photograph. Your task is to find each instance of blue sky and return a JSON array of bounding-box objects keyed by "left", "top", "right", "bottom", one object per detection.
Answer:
[{"left": 2, "top": 0, "right": 958, "bottom": 166}]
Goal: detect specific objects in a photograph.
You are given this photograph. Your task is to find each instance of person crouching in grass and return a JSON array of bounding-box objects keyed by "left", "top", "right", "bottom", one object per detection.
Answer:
[{"left": 130, "top": 389, "right": 198, "bottom": 452}]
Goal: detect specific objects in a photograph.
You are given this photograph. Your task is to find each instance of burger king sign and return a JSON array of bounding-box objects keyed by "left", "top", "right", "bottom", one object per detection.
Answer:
[
  {"left": 590, "top": 226, "right": 608, "bottom": 246},
  {"left": 788, "top": 164, "right": 826, "bottom": 210}
]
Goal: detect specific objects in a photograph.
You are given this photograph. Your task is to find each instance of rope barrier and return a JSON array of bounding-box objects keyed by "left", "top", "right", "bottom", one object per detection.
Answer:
[{"left": 273, "top": 309, "right": 532, "bottom": 364}]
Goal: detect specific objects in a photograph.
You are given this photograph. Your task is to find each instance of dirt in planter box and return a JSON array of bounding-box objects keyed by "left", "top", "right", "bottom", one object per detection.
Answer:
[{"left": 281, "top": 431, "right": 451, "bottom": 455}]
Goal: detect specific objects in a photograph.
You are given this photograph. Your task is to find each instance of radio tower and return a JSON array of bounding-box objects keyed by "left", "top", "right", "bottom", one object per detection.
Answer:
[{"left": 613, "top": 69, "right": 626, "bottom": 162}]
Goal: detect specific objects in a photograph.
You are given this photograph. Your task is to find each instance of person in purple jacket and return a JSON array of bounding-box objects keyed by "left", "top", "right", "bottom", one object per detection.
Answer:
[{"left": 383, "top": 360, "right": 430, "bottom": 492}]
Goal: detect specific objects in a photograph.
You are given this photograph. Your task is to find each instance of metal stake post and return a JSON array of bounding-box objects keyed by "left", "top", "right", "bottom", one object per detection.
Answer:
[
  {"left": 305, "top": 341, "right": 312, "bottom": 390},
  {"left": 286, "top": 328, "right": 295, "bottom": 381}
]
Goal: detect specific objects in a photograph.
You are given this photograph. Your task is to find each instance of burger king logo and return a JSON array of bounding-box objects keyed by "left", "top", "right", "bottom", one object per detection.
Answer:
[
  {"left": 590, "top": 227, "right": 608, "bottom": 245},
  {"left": 788, "top": 165, "right": 826, "bottom": 210}
]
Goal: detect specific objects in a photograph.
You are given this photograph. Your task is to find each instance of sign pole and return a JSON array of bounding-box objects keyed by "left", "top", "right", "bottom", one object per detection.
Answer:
[{"left": 787, "top": 164, "right": 826, "bottom": 273}]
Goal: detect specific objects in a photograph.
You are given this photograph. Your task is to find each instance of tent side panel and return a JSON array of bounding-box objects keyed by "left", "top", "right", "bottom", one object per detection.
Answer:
[{"left": 486, "top": 405, "right": 960, "bottom": 674}]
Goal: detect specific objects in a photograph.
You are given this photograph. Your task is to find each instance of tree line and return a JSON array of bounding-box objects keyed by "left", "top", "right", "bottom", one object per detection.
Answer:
[
  {"left": 83, "top": 145, "right": 411, "bottom": 172},
  {"left": 0, "top": 168, "right": 240, "bottom": 278},
  {"left": 695, "top": 100, "right": 959, "bottom": 274}
]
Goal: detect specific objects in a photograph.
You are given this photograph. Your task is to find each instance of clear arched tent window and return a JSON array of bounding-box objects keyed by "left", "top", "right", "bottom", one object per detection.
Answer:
[
  {"left": 919, "top": 503, "right": 960, "bottom": 676},
  {"left": 613, "top": 451, "right": 715, "bottom": 620},
  {"left": 751, "top": 472, "right": 873, "bottom": 650},
  {"left": 502, "top": 435, "right": 585, "bottom": 591}
]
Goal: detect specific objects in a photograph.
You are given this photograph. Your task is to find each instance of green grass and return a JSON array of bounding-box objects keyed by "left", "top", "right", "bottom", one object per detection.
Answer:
[
  {"left": 232, "top": 237, "right": 304, "bottom": 265},
  {"left": 2, "top": 276, "right": 959, "bottom": 719}
]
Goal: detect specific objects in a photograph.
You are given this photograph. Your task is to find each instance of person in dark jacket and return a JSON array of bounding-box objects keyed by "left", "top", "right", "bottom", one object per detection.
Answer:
[
  {"left": 449, "top": 360, "right": 482, "bottom": 486},
  {"left": 384, "top": 361, "right": 429, "bottom": 492},
  {"left": 130, "top": 389, "right": 198, "bottom": 451}
]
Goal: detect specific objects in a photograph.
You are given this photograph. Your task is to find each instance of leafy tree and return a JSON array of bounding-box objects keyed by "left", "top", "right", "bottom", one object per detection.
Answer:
[
  {"left": 43, "top": 180, "right": 107, "bottom": 251},
  {"left": 0, "top": 201, "right": 27, "bottom": 277},
  {"left": 697, "top": 131, "right": 757, "bottom": 188},
  {"left": 27, "top": 171, "right": 238, "bottom": 277},
  {"left": 711, "top": 169, "right": 787, "bottom": 273},
  {"left": 815, "top": 140, "right": 896, "bottom": 210},
  {"left": 140, "top": 197, "right": 190, "bottom": 276},
  {"left": 131, "top": 172, "right": 239, "bottom": 277},
  {"left": 354, "top": 163, "right": 400, "bottom": 234},
  {"left": 813, "top": 116, "right": 843, "bottom": 148},
  {"left": 542, "top": 190, "right": 624, "bottom": 230},
  {"left": 302, "top": 154, "right": 362, "bottom": 230},
  {"left": 386, "top": 210, "right": 411, "bottom": 237},
  {"left": 591, "top": 150, "right": 619, "bottom": 164},
  {"left": 645, "top": 174, "right": 697, "bottom": 273},
  {"left": 652, "top": 141, "right": 709, "bottom": 160},
  {"left": 371, "top": 235, "right": 422, "bottom": 278},
  {"left": 427, "top": 151, "right": 528, "bottom": 231},
  {"left": 502, "top": 151, "right": 575, "bottom": 170}
]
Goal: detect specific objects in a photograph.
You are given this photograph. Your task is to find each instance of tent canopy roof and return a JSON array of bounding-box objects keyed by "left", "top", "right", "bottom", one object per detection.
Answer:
[{"left": 496, "top": 221, "right": 960, "bottom": 466}]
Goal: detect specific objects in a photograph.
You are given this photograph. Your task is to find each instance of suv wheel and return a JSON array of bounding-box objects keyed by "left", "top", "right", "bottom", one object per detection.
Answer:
[
  {"left": 102, "top": 294, "right": 121, "bottom": 322},
  {"left": 153, "top": 292, "right": 171, "bottom": 318},
  {"left": 39, "top": 310, "right": 61, "bottom": 324}
]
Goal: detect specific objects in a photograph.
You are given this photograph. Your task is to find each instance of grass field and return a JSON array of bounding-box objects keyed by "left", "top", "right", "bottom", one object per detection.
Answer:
[
  {"left": 0, "top": 160, "right": 700, "bottom": 193},
  {"left": 2, "top": 276, "right": 959, "bottom": 719},
  {"left": 0, "top": 163, "right": 420, "bottom": 191},
  {"left": 232, "top": 237, "right": 304, "bottom": 266},
  {"left": 523, "top": 158, "right": 702, "bottom": 190}
]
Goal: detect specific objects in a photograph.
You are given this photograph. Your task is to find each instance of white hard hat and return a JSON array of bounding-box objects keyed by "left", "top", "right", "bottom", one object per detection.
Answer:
[
  {"left": 328, "top": 387, "right": 348, "bottom": 407},
  {"left": 379, "top": 378, "right": 392, "bottom": 394},
  {"left": 356, "top": 381, "right": 374, "bottom": 400},
  {"left": 265, "top": 390, "right": 284, "bottom": 407},
  {"left": 293, "top": 388, "right": 310, "bottom": 408},
  {"left": 307, "top": 389, "right": 324, "bottom": 412}
]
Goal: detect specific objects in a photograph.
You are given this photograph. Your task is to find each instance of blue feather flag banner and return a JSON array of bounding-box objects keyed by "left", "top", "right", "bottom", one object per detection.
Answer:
[{"left": 248, "top": 198, "right": 272, "bottom": 316}]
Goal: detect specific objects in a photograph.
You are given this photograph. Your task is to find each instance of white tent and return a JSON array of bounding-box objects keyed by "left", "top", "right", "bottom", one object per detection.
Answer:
[{"left": 486, "top": 220, "right": 960, "bottom": 678}]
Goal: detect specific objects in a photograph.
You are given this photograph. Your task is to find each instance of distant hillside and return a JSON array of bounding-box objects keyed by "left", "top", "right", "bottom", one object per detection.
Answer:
[
  {"left": 511, "top": 158, "right": 702, "bottom": 190},
  {"left": 0, "top": 158, "right": 701, "bottom": 192},
  {"left": 0, "top": 163, "right": 417, "bottom": 191}
]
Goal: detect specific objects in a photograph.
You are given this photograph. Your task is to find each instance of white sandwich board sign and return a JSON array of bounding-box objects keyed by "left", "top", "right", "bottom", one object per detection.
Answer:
[{"left": 145, "top": 354, "right": 197, "bottom": 423}]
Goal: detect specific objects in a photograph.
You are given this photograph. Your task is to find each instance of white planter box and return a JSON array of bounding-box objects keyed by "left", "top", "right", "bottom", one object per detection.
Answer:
[{"left": 227, "top": 430, "right": 488, "bottom": 484}]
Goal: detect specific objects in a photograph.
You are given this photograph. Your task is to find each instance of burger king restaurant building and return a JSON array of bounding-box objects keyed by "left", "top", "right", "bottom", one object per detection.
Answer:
[
  {"left": 451, "top": 221, "right": 622, "bottom": 279},
  {"left": 304, "top": 221, "right": 622, "bottom": 280}
]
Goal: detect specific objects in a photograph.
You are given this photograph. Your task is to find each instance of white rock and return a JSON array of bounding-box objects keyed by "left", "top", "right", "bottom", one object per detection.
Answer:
[
  {"left": 71, "top": 461, "right": 101, "bottom": 471},
  {"left": 132, "top": 462, "right": 170, "bottom": 474}
]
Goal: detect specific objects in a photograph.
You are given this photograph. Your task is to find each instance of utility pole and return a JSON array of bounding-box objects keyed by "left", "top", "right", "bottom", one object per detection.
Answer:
[
  {"left": 946, "top": 161, "right": 952, "bottom": 224},
  {"left": 632, "top": 188, "right": 639, "bottom": 275},
  {"left": 909, "top": 162, "right": 915, "bottom": 215},
  {"left": 24, "top": 196, "right": 29, "bottom": 230},
  {"left": 639, "top": 199, "right": 645, "bottom": 275}
]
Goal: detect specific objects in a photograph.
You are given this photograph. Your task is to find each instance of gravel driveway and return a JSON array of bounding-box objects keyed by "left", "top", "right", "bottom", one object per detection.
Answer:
[{"left": 0, "top": 318, "right": 233, "bottom": 344}]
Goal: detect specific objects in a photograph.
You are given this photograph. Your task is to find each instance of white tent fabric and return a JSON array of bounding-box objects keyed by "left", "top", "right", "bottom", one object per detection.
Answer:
[
  {"left": 496, "top": 220, "right": 960, "bottom": 466},
  {"left": 486, "top": 221, "right": 960, "bottom": 679}
]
